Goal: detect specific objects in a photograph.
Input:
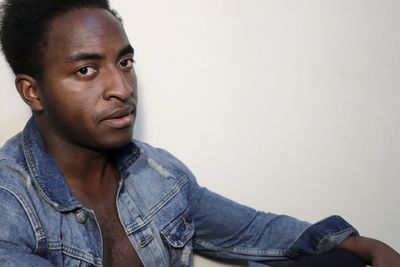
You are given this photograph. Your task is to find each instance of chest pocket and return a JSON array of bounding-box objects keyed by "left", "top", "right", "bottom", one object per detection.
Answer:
[{"left": 161, "top": 208, "right": 194, "bottom": 266}]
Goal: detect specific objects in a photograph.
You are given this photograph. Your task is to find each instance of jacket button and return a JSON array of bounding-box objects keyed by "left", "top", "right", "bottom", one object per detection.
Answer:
[{"left": 75, "top": 209, "right": 88, "bottom": 224}]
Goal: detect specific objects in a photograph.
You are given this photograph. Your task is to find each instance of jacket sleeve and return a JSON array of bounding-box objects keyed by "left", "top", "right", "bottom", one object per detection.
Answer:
[
  {"left": 0, "top": 187, "right": 55, "bottom": 267},
  {"left": 139, "top": 142, "right": 359, "bottom": 262},
  {"left": 172, "top": 156, "right": 358, "bottom": 261}
]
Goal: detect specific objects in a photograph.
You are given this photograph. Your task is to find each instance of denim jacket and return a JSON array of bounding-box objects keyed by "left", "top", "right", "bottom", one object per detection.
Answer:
[{"left": 0, "top": 118, "right": 358, "bottom": 267}]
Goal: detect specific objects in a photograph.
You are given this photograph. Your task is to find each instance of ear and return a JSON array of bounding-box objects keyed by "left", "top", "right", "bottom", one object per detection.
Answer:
[{"left": 15, "top": 74, "right": 44, "bottom": 112}]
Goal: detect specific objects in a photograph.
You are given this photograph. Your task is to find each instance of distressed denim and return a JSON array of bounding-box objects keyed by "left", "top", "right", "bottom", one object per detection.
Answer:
[{"left": 0, "top": 118, "right": 358, "bottom": 267}]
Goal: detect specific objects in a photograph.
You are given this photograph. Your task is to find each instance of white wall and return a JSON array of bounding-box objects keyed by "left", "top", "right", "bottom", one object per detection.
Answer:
[{"left": 1, "top": 1, "right": 399, "bottom": 266}]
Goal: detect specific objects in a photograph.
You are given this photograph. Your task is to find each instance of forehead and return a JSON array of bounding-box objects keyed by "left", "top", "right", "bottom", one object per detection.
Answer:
[{"left": 44, "top": 8, "right": 130, "bottom": 59}]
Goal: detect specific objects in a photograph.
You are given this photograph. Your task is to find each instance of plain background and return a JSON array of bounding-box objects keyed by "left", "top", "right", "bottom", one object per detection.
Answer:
[{"left": 1, "top": 1, "right": 399, "bottom": 266}]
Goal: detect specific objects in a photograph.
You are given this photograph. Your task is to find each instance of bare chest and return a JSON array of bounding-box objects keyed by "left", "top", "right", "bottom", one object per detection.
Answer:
[{"left": 95, "top": 204, "right": 144, "bottom": 267}]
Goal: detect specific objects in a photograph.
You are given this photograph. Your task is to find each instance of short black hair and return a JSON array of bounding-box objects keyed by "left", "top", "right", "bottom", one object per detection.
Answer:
[{"left": 0, "top": 0, "right": 121, "bottom": 81}]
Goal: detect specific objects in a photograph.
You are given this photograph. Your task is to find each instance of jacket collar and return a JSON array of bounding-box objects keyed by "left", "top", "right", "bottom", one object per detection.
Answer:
[{"left": 21, "top": 118, "right": 141, "bottom": 212}]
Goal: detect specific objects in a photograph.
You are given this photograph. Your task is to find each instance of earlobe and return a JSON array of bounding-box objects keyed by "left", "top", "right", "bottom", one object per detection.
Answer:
[{"left": 15, "top": 74, "right": 44, "bottom": 112}]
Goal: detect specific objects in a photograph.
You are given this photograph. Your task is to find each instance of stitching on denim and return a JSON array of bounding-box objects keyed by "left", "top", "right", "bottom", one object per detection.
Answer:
[
  {"left": 47, "top": 239, "right": 102, "bottom": 265},
  {"left": 0, "top": 185, "right": 46, "bottom": 254},
  {"left": 286, "top": 223, "right": 310, "bottom": 251},
  {"left": 119, "top": 141, "right": 144, "bottom": 177},
  {"left": 123, "top": 174, "right": 188, "bottom": 233},
  {"left": 21, "top": 133, "right": 61, "bottom": 209},
  {"left": 316, "top": 227, "right": 356, "bottom": 253},
  {"left": 160, "top": 207, "right": 195, "bottom": 248},
  {"left": 194, "top": 237, "right": 286, "bottom": 256},
  {"left": 60, "top": 243, "right": 102, "bottom": 266}
]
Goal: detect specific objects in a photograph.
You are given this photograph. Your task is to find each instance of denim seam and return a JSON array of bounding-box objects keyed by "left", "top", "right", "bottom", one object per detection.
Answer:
[
  {"left": 47, "top": 239, "right": 102, "bottom": 265},
  {"left": 124, "top": 174, "right": 188, "bottom": 233},
  {"left": 149, "top": 220, "right": 171, "bottom": 267},
  {"left": 60, "top": 243, "right": 102, "bottom": 266},
  {"left": 286, "top": 224, "right": 310, "bottom": 251},
  {"left": 0, "top": 156, "right": 11, "bottom": 161},
  {"left": 315, "top": 227, "right": 357, "bottom": 253},
  {"left": 22, "top": 135, "right": 63, "bottom": 210},
  {"left": 144, "top": 175, "right": 188, "bottom": 223},
  {"left": 194, "top": 237, "right": 286, "bottom": 257},
  {"left": 119, "top": 144, "right": 144, "bottom": 178},
  {"left": 0, "top": 185, "right": 46, "bottom": 254},
  {"left": 161, "top": 207, "right": 195, "bottom": 248}
]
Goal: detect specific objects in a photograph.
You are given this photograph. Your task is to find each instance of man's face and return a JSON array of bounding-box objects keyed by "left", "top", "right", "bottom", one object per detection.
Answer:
[{"left": 37, "top": 7, "right": 137, "bottom": 150}]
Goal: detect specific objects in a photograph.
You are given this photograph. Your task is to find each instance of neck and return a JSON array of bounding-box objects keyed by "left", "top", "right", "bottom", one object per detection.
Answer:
[
  {"left": 40, "top": 127, "right": 120, "bottom": 189},
  {"left": 42, "top": 133, "right": 121, "bottom": 206},
  {"left": 34, "top": 118, "right": 122, "bottom": 206},
  {"left": 46, "top": 135, "right": 109, "bottom": 177}
]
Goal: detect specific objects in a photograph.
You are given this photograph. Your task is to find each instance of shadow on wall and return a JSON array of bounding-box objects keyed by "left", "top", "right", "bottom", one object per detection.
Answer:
[{"left": 132, "top": 102, "right": 145, "bottom": 141}]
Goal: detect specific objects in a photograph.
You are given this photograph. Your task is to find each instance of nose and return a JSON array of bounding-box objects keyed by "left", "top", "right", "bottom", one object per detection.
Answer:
[{"left": 103, "top": 65, "right": 136, "bottom": 102}]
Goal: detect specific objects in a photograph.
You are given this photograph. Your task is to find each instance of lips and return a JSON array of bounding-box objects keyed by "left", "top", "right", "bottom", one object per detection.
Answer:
[{"left": 100, "top": 106, "right": 135, "bottom": 129}]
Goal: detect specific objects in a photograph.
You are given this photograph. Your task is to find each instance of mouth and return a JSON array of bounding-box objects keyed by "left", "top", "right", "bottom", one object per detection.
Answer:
[{"left": 100, "top": 106, "right": 135, "bottom": 129}]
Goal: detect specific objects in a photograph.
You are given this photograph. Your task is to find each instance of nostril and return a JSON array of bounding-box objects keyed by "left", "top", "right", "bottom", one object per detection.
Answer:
[{"left": 104, "top": 82, "right": 133, "bottom": 101}]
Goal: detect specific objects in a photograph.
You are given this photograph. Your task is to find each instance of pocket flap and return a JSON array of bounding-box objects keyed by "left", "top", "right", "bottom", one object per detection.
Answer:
[{"left": 161, "top": 208, "right": 194, "bottom": 248}]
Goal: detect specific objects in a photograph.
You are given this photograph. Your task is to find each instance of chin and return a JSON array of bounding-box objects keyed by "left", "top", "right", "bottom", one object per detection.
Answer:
[
  {"left": 110, "top": 138, "right": 132, "bottom": 149},
  {"left": 108, "top": 135, "right": 133, "bottom": 149},
  {"left": 95, "top": 131, "right": 133, "bottom": 150}
]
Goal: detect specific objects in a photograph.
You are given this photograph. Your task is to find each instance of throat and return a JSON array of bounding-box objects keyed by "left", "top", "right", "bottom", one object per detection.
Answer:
[{"left": 65, "top": 159, "right": 121, "bottom": 207}]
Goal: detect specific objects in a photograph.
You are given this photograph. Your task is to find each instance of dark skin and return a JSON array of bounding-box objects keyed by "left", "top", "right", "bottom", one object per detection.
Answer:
[
  {"left": 13, "top": 6, "right": 400, "bottom": 267},
  {"left": 15, "top": 8, "right": 142, "bottom": 267}
]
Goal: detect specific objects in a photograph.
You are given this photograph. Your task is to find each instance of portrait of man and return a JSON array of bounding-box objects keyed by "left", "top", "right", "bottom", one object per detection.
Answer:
[{"left": 0, "top": 1, "right": 399, "bottom": 266}]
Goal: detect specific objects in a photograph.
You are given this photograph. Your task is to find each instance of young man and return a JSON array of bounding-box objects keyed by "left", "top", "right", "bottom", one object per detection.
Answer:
[{"left": 0, "top": 0, "right": 398, "bottom": 266}]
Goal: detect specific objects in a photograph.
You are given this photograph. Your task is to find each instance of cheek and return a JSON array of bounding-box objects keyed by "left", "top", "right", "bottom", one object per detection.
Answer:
[
  {"left": 68, "top": 97, "right": 100, "bottom": 128},
  {"left": 59, "top": 80, "right": 100, "bottom": 110},
  {"left": 44, "top": 89, "right": 96, "bottom": 126}
]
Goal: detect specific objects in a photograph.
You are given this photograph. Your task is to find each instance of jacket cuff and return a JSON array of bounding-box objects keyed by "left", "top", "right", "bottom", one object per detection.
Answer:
[{"left": 285, "top": 215, "right": 359, "bottom": 259}]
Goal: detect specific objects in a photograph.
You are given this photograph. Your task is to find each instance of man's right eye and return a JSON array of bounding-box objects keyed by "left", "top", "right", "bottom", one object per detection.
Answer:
[{"left": 76, "top": 66, "right": 97, "bottom": 77}]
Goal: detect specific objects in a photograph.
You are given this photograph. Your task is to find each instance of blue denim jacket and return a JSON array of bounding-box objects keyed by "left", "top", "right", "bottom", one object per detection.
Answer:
[{"left": 0, "top": 119, "right": 358, "bottom": 267}]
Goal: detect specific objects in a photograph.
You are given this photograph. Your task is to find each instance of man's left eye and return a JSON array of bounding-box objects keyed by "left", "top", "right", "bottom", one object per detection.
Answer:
[{"left": 119, "top": 58, "right": 135, "bottom": 69}]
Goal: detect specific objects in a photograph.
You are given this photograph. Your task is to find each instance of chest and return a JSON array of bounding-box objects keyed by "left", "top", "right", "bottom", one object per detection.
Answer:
[
  {"left": 70, "top": 178, "right": 143, "bottom": 267},
  {"left": 33, "top": 159, "right": 195, "bottom": 266},
  {"left": 95, "top": 204, "right": 143, "bottom": 267}
]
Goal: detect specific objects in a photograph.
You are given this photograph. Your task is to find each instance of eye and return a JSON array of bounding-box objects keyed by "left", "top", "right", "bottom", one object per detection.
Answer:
[
  {"left": 119, "top": 58, "right": 135, "bottom": 70},
  {"left": 76, "top": 66, "right": 97, "bottom": 77}
]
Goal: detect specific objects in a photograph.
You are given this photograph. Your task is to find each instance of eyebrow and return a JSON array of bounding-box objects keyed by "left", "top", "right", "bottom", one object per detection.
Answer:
[
  {"left": 65, "top": 52, "right": 104, "bottom": 63},
  {"left": 117, "top": 45, "right": 134, "bottom": 59},
  {"left": 65, "top": 44, "right": 134, "bottom": 63}
]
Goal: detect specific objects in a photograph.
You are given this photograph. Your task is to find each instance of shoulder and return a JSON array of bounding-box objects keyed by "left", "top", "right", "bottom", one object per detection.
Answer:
[
  {"left": 133, "top": 140, "right": 180, "bottom": 162},
  {"left": 0, "top": 140, "right": 39, "bottom": 248},
  {"left": 0, "top": 132, "right": 24, "bottom": 159},
  {"left": 0, "top": 150, "right": 36, "bottom": 220},
  {"left": 0, "top": 180, "right": 41, "bottom": 258},
  {"left": 129, "top": 140, "right": 201, "bottom": 192},
  {"left": 0, "top": 133, "right": 25, "bottom": 171},
  {"left": 0, "top": 159, "right": 31, "bottom": 196},
  {"left": 132, "top": 140, "right": 194, "bottom": 176},
  {"left": 0, "top": 132, "right": 31, "bottom": 191}
]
